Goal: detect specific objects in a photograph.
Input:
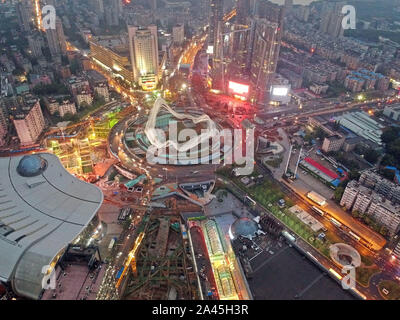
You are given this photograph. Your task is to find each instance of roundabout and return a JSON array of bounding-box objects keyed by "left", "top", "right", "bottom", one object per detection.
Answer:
[{"left": 108, "top": 98, "right": 235, "bottom": 181}]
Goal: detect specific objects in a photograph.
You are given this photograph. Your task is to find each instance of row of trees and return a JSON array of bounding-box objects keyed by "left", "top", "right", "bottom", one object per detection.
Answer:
[
  {"left": 351, "top": 210, "right": 389, "bottom": 237},
  {"left": 381, "top": 126, "right": 400, "bottom": 168}
]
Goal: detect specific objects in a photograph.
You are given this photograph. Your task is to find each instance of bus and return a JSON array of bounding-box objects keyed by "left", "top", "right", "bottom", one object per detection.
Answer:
[
  {"left": 348, "top": 231, "right": 361, "bottom": 242},
  {"left": 108, "top": 237, "right": 116, "bottom": 250},
  {"left": 245, "top": 196, "right": 256, "bottom": 207},
  {"left": 330, "top": 217, "right": 342, "bottom": 228},
  {"left": 312, "top": 206, "right": 325, "bottom": 216},
  {"left": 307, "top": 191, "right": 327, "bottom": 207},
  {"left": 282, "top": 230, "right": 296, "bottom": 243}
]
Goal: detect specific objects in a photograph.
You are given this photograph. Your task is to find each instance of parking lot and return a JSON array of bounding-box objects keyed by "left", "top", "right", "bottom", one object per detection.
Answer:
[{"left": 247, "top": 239, "right": 356, "bottom": 300}]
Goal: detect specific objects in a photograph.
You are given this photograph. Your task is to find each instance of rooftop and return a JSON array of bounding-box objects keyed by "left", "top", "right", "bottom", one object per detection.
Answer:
[{"left": 0, "top": 153, "right": 103, "bottom": 299}]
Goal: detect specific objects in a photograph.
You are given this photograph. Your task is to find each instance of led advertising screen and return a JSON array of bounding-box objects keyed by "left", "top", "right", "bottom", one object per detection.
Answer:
[
  {"left": 271, "top": 86, "right": 289, "bottom": 96},
  {"left": 228, "top": 81, "right": 249, "bottom": 97}
]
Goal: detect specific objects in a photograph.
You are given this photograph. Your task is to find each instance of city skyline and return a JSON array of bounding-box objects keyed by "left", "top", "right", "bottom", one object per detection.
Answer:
[{"left": 0, "top": 0, "right": 400, "bottom": 305}]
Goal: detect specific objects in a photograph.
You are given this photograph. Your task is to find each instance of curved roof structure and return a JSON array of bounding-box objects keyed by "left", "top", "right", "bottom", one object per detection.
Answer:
[
  {"left": 144, "top": 98, "right": 219, "bottom": 152},
  {"left": 0, "top": 153, "right": 103, "bottom": 299}
]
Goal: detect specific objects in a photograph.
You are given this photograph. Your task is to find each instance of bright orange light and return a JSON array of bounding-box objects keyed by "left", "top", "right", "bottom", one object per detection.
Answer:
[{"left": 228, "top": 81, "right": 249, "bottom": 95}]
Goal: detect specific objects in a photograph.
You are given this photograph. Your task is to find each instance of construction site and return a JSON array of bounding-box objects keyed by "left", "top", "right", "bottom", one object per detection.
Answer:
[
  {"left": 45, "top": 106, "right": 128, "bottom": 178},
  {"left": 117, "top": 210, "right": 200, "bottom": 300}
]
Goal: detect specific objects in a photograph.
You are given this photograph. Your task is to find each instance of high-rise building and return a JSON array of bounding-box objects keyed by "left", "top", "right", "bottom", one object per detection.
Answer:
[
  {"left": 319, "top": 1, "right": 345, "bottom": 38},
  {"left": 150, "top": 0, "right": 157, "bottom": 11},
  {"left": 56, "top": 18, "right": 67, "bottom": 54},
  {"left": 0, "top": 101, "right": 8, "bottom": 147},
  {"left": 249, "top": 13, "right": 283, "bottom": 103},
  {"left": 45, "top": 18, "right": 67, "bottom": 57},
  {"left": 104, "top": 0, "right": 121, "bottom": 27},
  {"left": 10, "top": 96, "right": 46, "bottom": 146},
  {"left": 340, "top": 180, "right": 400, "bottom": 236},
  {"left": 128, "top": 25, "right": 159, "bottom": 90},
  {"left": 27, "top": 33, "right": 43, "bottom": 58},
  {"left": 16, "top": 0, "right": 33, "bottom": 32},
  {"left": 237, "top": 0, "right": 250, "bottom": 25},
  {"left": 209, "top": 0, "right": 224, "bottom": 89},
  {"left": 172, "top": 24, "right": 185, "bottom": 45},
  {"left": 91, "top": 0, "right": 104, "bottom": 15}
]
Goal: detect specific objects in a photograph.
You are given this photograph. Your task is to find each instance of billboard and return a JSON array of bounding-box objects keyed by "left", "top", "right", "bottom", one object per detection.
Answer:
[
  {"left": 270, "top": 84, "right": 291, "bottom": 105},
  {"left": 228, "top": 81, "right": 250, "bottom": 98},
  {"left": 271, "top": 86, "right": 289, "bottom": 96},
  {"left": 207, "top": 45, "right": 214, "bottom": 54}
]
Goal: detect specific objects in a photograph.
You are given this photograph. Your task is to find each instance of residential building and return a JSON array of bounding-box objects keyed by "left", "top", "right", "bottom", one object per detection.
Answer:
[
  {"left": 172, "top": 24, "right": 185, "bottom": 45},
  {"left": 10, "top": 96, "right": 46, "bottom": 146},
  {"left": 321, "top": 135, "right": 345, "bottom": 153},
  {"left": 94, "top": 83, "right": 110, "bottom": 102},
  {"left": 76, "top": 91, "right": 93, "bottom": 107},
  {"left": 341, "top": 180, "right": 400, "bottom": 236},
  {"left": 383, "top": 105, "right": 400, "bottom": 121}
]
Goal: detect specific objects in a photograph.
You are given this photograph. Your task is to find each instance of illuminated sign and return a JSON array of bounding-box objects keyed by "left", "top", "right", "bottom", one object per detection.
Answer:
[
  {"left": 271, "top": 86, "right": 289, "bottom": 96},
  {"left": 228, "top": 81, "right": 249, "bottom": 96},
  {"left": 207, "top": 45, "right": 214, "bottom": 54}
]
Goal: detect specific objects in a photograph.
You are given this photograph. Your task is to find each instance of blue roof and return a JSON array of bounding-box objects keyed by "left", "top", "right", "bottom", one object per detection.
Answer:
[
  {"left": 16, "top": 155, "right": 47, "bottom": 177},
  {"left": 231, "top": 218, "right": 258, "bottom": 239}
]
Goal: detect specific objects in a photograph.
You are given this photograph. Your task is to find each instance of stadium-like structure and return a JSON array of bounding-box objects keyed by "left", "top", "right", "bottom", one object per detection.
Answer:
[
  {"left": 144, "top": 98, "right": 220, "bottom": 152},
  {"left": 0, "top": 153, "right": 103, "bottom": 299}
]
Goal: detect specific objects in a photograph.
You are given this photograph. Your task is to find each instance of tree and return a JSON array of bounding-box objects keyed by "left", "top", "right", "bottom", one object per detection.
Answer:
[
  {"left": 334, "top": 187, "right": 345, "bottom": 202},
  {"left": 380, "top": 226, "right": 389, "bottom": 237},
  {"left": 352, "top": 210, "right": 359, "bottom": 219},
  {"left": 348, "top": 170, "right": 361, "bottom": 181},
  {"left": 381, "top": 154, "right": 397, "bottom": 167},
  {"left": 382, "top": 127, "right": 400, "bottom": 144},
  {"left": 364, "top": 148, "right": 380, "bottom": 164}
]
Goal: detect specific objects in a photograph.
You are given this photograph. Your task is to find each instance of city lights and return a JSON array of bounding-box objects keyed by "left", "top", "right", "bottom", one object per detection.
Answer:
[{"left": 0, "top": 0, "right": 399, "bottom": 306}]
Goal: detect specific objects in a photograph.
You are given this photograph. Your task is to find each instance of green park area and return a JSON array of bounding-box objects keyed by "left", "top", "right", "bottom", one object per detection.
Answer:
[
  {"left": 217, "top": 166, "right": 335, "bottom": 257},
  {"left": 357, "top": 256, "right": 380, "bottom": 287},
  {"left": 357, "top": 266, "right": 380, "bottom": 287},
  {"left": 378, "top": 280, "right": 400, "bottom": 300}
]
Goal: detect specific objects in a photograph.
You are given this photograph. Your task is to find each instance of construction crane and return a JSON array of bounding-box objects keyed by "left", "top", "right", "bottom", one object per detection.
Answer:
[{"left": 116, "top": 232, "right": 145, "bottom": 289}]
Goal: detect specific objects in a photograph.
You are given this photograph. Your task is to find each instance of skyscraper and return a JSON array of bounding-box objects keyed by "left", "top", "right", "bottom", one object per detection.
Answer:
[
  {"left": 210, "top": 0, "right": 224, "bottom": 89},
  {"left": 128, "top": 25, "right": 159, "bottom": 90},
  {"left": 210, "top": 0, "right": 224, "bottom": 53},
  {"left": 172, "top": 24, "right": 185, "bottom": 45},
  {"left": 319, "top": 1, "right": 345, "bottom": 38},
  {"left": 56, "top": 18, "right": 67, "bottom": 54},
  {"left": 27, "top": 33, "right": 43, "bottom": 58},
  {"left": 237, "top": 0, "right": 250, "bottom": 25},
  {"left": 16, "top": 0, "right": 33, "bottom": 32},
  {"left": 104, "top": 0, "right": 121, "bottom": 27},
  {"left": 0, "top": 100, "right": 8, "bottom": 147},
  {"left": 249, "top": 2, "right": 283, "bottom": 103},
  {"left": 45, "top": 18, "right": 67, "bottom": 57},
  {"left": 91, "top": 0, "right": 104, "bottom": 13}
]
